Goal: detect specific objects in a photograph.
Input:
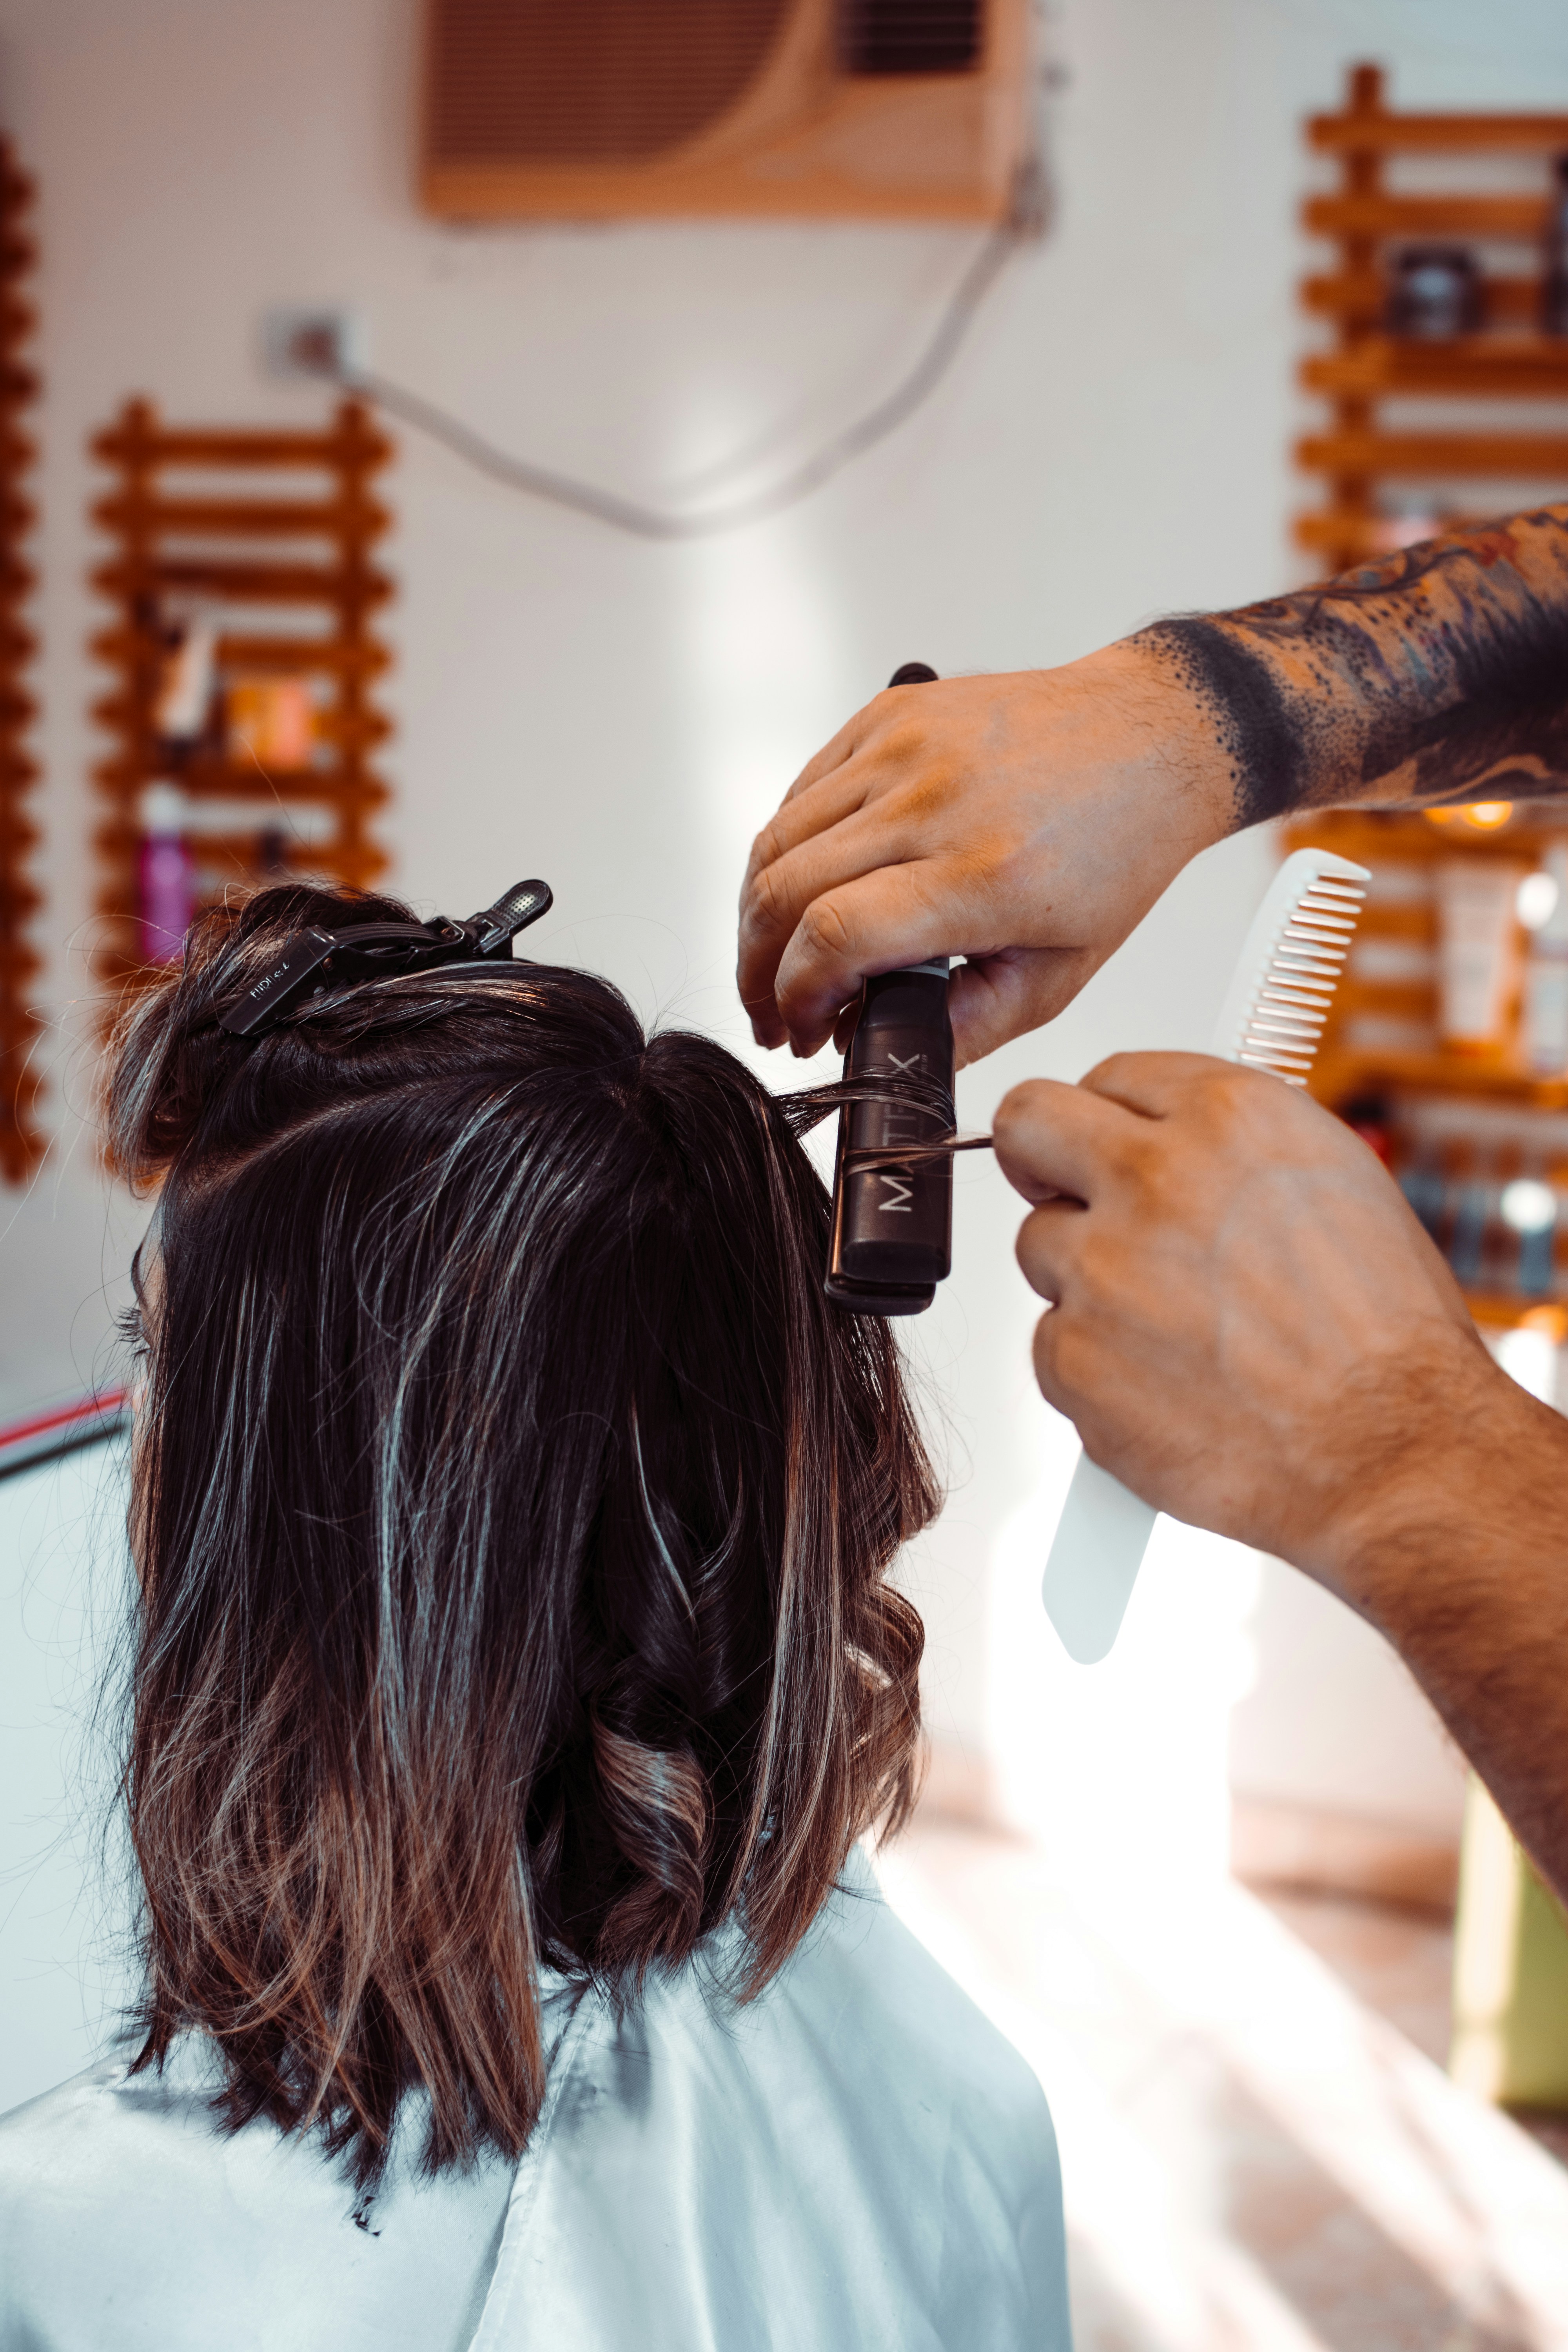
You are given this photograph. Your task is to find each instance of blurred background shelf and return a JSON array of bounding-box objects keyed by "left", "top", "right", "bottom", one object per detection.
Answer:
[
  {"left": 1296, "top": 62, "right": 1568, "bottom": 573},
  {"left": 0, "top": 138, "right": 38, "bottom": 1184},
  {"left": 88, "top": 394, "right": 395, "bottom": 1006}
]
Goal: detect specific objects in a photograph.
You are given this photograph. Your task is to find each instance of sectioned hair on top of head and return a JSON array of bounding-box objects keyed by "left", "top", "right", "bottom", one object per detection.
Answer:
[{"left": 102, "top": 880, "right": 938, "bottom": 2190}]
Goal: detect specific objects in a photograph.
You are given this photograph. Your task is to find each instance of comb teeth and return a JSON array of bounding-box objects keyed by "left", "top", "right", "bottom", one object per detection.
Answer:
[{"left": 1234, "top": 873, "right": 1366, "bottom": 1085}]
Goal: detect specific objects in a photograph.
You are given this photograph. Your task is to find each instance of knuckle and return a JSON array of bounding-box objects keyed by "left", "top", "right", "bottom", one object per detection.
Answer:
[
  {"left": 796, "top": 897, "right": 853, "bottom": 962},
  {"left": 871, "top": 715, "right": 926, "bottom": 768},
  {"left": 1198, "top": 1060, "right": 1265, "bottom": 1136},
  {"left": 747, "top": 818, "right": 785, "bottom": 880},
  {"left": 743, "top": 858, "right": 793, "bottom": 940}
]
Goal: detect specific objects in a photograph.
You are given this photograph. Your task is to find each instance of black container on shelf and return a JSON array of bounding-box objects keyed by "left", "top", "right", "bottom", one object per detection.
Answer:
[{"left": 1385, "top": 245, "right": 1483, "bottom": 339}]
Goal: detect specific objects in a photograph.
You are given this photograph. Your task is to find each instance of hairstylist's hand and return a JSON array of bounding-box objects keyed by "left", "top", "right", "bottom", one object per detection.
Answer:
[
  {"left": 995, "top": 1051, "right": 1568, "bottom": 1909},
  {"left": 992, "top": 1054, "right": 1506, "bottom": 1603},
  {"left": 737, "top": 647, "right": 1231, "bottom": 1068}
]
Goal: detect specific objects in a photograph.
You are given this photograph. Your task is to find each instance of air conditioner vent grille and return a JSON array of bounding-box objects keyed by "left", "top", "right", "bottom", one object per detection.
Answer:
[
  {"left": 427, "top": 0, "right": 792, "bottom": 165},
  {"left": 840, "top": 0, "right": 984, "bottom": 76}
]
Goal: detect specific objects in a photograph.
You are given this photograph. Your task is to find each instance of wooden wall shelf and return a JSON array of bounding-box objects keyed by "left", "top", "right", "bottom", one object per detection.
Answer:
[
  {"left": 1305, "top": 273, "right": 1541, "bottom": 327},
  {"left": 1297, "top": 62, "right": 1568, "bottom": 576},
  {"left": 89, "top": 397, "right": 395, "bottom": 1006},
  {"left": 1290, "top": 72, "right": 1568, "bottom": 1326},
  {"left": 1286, "top": 808, "right": 1568, "bottom": 1328},
  {"left": 0, "top": 140, "right": 39, "bottom": 1185},
  {"left": 1309, "top": 111, "right": 1568, "bottom": 156}
]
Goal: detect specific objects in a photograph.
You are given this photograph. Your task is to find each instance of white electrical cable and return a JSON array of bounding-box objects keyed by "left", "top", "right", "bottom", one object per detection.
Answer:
[{"left": 325, "top": 195, "right": 1034, "bottom": 541}]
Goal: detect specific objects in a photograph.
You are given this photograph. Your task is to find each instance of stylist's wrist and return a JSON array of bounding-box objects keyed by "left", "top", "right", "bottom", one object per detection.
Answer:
[
  {"left": 1283, "top": 1323, "right": 1519, "bottom": 1621},
  {"left": 1088, "top": 635, "right": 1239, "bottom": 856},
  {"left": 1299, "top": 1338, "right": 1568, "bottom": 1902},
  {"left": 1305, "top": 1340, "right": 1554, "bottom": 1637}
]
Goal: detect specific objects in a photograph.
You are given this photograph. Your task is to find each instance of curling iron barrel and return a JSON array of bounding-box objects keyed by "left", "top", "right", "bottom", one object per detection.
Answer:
[{"left": 824, "top": 663, "right": 956, "bottom": 1318}]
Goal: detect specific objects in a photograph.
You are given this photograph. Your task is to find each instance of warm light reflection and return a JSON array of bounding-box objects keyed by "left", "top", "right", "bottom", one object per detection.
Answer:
[
  {"left": 1424, "top": 803, "right": 1516, "bottom": 831},
  {"left": 986, "top": 1400, "right": 1256, "bottom": 1895}
]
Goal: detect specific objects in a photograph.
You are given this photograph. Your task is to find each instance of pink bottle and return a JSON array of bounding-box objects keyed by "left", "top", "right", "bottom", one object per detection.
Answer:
[{"left": 139, "top": 783, "right": 194, "bottom": 964}]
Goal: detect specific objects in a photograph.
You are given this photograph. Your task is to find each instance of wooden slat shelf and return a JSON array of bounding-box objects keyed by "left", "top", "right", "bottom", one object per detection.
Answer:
[
  {"left": 1310, "top": 111, "right": 1568, "bottom": 154},
  {"left": 1302, "top": 340, "right": 1568, "bottom": 396},
  {"left": 1304, "top": 193, "right": 1548, "bottom": 241},
  {"left": 0, "top": 140, "right": 39, "bottom": 1184},
  {"left": 90, "top": 395, "right": 397, "bottom": 1010},
  {"left": 91, "top": 421, "right": 391, "bottom": 470},
  {"left": 1298, "top": 431, "right": 1568, "bottom": 478},
  {"left": 91, "top": 698, "right": 393, "bottom": 752},
  {"left": 1290, "top": 60, "right": 1568, "bottom": 1321},
  {"left": 92, "top": 557, "right": 393, "bottom": 606},
  {"left": 1295, "top": 63, "right": 1568, "bottom": 577},
  {"left": 91, "top": 753, "right": 392, "bottom": 801},
  {"left": 90, "top": 629, "right": 391, "bottom": 678},
  {"left": 91, "top": 496, "right": 393, "bottom": 539}
]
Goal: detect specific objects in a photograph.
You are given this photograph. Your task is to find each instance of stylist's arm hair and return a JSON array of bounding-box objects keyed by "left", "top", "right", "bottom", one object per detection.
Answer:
[
  {"left": 739, "top": 506, "right": 1568, "bottom": 1063},
  {"left": 993, "top": 1056, "right": 1568, "bottom": 1908}
]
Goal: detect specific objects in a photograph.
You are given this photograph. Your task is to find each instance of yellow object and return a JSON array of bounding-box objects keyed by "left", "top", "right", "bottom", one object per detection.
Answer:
[
  {"left": 227, "top": 675, "right": 316, "bottom": 772},
  {"left": 1450, "top": 1775, "right": 1568, "bottom": 2107},
  {"left": 1423, "top": 803, "right": 1517, "bottom": 831}
]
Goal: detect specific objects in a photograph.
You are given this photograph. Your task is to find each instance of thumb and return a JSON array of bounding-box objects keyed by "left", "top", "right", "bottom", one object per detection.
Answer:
[{"left": 948, "top": 946, "right": 1099, "bottom": 1069}]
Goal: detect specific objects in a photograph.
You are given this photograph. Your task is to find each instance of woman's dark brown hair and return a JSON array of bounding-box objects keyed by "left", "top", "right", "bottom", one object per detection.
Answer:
[{"left": 104, "top": 882, "right": 937, "bottom": 2189}]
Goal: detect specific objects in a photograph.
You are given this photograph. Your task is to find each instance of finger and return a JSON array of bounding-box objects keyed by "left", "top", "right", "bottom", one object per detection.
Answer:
[
  {"left": 1078, "top": 1049, "right": 1233, "bottom": 1118},
  {"left": 739, "top": 800, "right": 944, "bottom": 1045},
  {"left": 992, "top": 1077, "right": 1150, "bottom": 1207},
  {"left": 770, "top": 862, "right": 962, "bottom": 1054},
  {"left": 740, "top": 759, "right": 874, "bottom": 912},
  {"left": 1014, "top": 1196, "right": 1089, "bottom": 1306},
  {"left": 779, "top": 677, "right": 937, "bottom": 809},
  {"left": 947, "top": 947, "right": 1098, "bottom": 1070},
  {"left": 779, "top": 695, "right": 883, "bottom": 806}
]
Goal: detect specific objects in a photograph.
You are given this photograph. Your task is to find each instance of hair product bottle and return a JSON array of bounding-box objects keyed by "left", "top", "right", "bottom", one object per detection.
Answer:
[{"left": 138, "top": 782, "right": 194, "bottom": 964}]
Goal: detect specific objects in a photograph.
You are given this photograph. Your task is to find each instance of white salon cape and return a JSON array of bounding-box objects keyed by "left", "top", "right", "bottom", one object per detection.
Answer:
[{"left": 0, "top": 1852, "right": 1069, "bottom": 2350}]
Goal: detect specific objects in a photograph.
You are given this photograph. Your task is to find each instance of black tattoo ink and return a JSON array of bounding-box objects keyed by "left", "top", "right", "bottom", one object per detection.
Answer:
[
  {"left": 1136, "top": 616, "right": 1310, "bottom": 826},
  {"left": 1138, "top": 509, "right": 1568, "bottom": 828}
]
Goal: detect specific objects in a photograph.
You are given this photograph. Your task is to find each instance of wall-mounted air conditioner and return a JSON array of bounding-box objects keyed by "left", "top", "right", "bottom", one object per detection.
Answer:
[{"left": 421, "top": 0, "right": 1033, "bottom": 223}]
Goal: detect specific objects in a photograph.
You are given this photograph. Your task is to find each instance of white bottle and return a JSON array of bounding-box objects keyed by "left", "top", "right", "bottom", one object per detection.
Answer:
[{"left": 1523, "top": 846, "right": 1568, "bottom": 1075}]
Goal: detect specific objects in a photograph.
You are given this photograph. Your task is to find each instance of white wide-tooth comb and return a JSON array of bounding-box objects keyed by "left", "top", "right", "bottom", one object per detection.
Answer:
[{"left": 1040, "top": 846, "right": 1370, "bottom": 1665}]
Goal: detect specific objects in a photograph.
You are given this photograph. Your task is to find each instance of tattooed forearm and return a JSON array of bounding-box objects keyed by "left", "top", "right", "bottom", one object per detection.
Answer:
[{"left": 1131, "top": 506, "right": 1568, "bottom": 830}]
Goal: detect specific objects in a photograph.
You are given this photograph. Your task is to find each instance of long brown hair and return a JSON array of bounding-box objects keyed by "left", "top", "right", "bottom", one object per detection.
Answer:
[{"left": 104, "top": 882, "right": 936, "bottom": 2187}]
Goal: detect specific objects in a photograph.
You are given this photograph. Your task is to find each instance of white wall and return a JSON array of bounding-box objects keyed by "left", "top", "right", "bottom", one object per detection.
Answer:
[{"left": 1, "top": 0, "right": 1564, "bottom": 2032}]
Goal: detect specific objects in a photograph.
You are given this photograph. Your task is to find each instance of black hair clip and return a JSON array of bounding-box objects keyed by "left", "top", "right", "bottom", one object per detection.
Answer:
[{"left": 218, "top": 879, "right": 553, "bottom": 1038}]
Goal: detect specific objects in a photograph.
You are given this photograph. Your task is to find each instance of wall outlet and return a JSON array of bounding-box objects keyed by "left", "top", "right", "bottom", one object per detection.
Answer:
[{"left": 261, "top": 306, "right": 368, "bottom": 383}]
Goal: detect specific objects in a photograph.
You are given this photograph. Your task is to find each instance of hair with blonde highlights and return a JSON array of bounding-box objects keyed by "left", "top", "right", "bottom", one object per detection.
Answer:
[{"left": 104, "top": 882, "right": 936, "bottom": 2188}]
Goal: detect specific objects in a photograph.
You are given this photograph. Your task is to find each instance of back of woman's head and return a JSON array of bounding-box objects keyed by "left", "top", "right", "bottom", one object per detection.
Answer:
[{"left": 106, "top": 881, "right": 936, "bottom": 2186}]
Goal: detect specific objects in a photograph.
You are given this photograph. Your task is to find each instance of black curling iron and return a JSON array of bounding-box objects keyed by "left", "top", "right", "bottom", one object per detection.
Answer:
[{"left": 824, "top": 662, "right": 957, "bottom": 1318}]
